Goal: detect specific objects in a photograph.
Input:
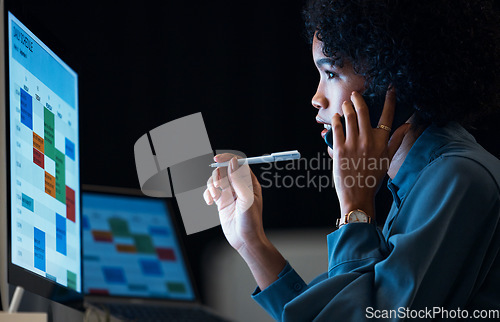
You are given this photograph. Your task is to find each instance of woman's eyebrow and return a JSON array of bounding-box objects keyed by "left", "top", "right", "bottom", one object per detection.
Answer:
[{"left": 315, "top": 58, "right": 335, "bottom": 68}]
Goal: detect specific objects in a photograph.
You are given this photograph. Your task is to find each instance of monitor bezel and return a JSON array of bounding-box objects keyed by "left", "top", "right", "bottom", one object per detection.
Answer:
[
  {"left": 1, "top": 0, "right": 83, "bottom": 310},
  {"left": 81, "top": 185, "right": 203, "bottom": 306}
]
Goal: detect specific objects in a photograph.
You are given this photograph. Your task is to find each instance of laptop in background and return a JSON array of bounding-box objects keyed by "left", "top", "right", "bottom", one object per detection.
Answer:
[{"left": 82, "top": 185, "right": 229, "bottom": 321}]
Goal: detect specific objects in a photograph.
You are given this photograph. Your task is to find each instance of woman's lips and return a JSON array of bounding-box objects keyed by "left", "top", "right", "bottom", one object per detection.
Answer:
[{"left": 316, "top": 117, "right": 332, "bottom": 139}]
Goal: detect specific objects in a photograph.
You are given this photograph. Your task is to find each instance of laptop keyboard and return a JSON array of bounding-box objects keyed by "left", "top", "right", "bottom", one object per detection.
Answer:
[{"left": 103, "top": 303, "right": 230, "bottom": 322}]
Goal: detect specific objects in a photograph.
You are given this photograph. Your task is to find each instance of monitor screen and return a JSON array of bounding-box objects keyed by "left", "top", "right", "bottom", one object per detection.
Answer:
[
  {"left": 7, "top": 10, "right": 80, "bottom": 294},
  {"left": 83, "top": 191, "right": 195, "bottom": 301}
]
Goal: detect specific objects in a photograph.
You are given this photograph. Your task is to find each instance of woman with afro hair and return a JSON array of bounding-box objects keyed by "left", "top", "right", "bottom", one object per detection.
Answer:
[{"left": 204, "top": 0, "right": 500, "bottom": 320}]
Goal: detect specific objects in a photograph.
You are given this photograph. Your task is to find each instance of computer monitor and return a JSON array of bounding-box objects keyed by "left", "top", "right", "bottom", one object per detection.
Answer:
[{"left": 0, "top": 0, "right": 82, "bottom": 310}]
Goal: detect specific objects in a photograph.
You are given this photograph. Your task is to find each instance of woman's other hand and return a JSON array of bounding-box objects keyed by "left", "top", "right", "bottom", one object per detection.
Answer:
[
  {"left": 203, "top": 153, "right": 265, "bottom": 253},
  {"left": 203, "top": 154, "right": 286, "bottom": 290}
]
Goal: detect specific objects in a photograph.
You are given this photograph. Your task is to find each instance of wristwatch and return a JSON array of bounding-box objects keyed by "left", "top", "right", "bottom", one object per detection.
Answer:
[{"left": 336, "top": 209, "right": 371, "bottom": 228}]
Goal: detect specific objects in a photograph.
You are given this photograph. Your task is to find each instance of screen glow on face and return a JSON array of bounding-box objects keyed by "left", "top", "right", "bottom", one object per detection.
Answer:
[{"left": 8, "top": 12, "right": 80, "bottom": 292}]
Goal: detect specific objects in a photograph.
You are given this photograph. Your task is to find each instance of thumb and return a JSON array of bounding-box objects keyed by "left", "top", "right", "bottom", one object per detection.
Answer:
[{"left": 388, "top": 123, "right": 411, "bottom": 161}]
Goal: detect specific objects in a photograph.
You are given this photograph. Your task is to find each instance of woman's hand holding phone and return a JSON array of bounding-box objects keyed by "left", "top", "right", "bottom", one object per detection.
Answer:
[{"left": 329, "top": 89, "right": 408, "bottom": 220}]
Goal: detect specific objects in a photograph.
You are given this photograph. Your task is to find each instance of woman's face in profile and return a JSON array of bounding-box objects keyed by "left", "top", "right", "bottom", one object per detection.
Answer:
[{"left": 311, "top": 36, "right": 365, "bottom": 138}]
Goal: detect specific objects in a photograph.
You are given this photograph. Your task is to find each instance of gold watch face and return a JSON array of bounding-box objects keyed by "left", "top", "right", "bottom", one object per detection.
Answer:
[{"left": 348, "top": 210, "right": 369, "bottom": 223}]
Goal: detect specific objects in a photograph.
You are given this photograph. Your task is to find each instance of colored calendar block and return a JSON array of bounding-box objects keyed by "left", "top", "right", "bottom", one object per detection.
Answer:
[
  {"left": 116, "top": 244, "right": 137, "bottom": 253},
  {"left": 139, "top": 259, "right": 163, "bottom": 276},
  {"left": 33, "top": 147, "right": 44, "bottom": 168},
  {"left": 33, "top": 132, "right": 44, "bottom": 153},
  {"left": 56, "top": 213, "right": 67, "bottom": 255},
  {"left": 92, "top": 230, "right": 113, "bottom": 243},
  {"left": 108, "top": 218, "right": 131, "bottom": 237},
  {"left": 45, "top": 171, "right": 56, "bottom": 198},
  {"left": 133, "top": 234, "right": 155, "bottom": 254},
  {"left": 65, "top": 137, "right": 75, "bottom": 160},
  {"left": 156, "top": 248, "right": 176, "bottom": 261},
  {"left": 21, "top": 193, "right": 34, "bottom": 212},
  {"left": 34, "top": 227, "right": 46, "bottom": 272},
  {"left": 166, "top": 282, "right": 186, "bottom": 294},
  {"left": 149, "top": 226, "right": 170, "bottom": 236},
  {"left": 66, "top": 186, "right": 75, "bottom": 222},
  {"left": 82, "top": 215, "right": 90, "bottom": 230},
  {"left": 20, "top": 88, "right": 33, "bottom": 130},
  {"left": 55, "top": 149, "right": 66, "bottom": 204},
  {"left": 67, "top": 270, "right": 77, "bottom": 290},
  {"left": 84, "top": 255, "right": 100, "bottom": 261},
  {"left": 88, "top": 289, "right": 110, "bottom": 295},
  {"left": 102, "top": 267, "right": 126, "bottom": 284},
  {"left": 44, "top": 108, "right": 55, "bottom": 159},
  {"left": 128, "top": 284, "right": 148, "bottom": 292}
]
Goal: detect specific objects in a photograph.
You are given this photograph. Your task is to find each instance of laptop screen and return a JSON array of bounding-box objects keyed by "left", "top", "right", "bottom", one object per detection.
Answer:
[{"left": 82, "top": 191, "right": 195, "bottom": 301}]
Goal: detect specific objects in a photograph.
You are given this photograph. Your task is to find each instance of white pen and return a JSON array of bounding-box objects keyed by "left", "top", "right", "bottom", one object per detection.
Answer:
[{"left": 209, "top": 150, "right": 301, "bottom": 167}]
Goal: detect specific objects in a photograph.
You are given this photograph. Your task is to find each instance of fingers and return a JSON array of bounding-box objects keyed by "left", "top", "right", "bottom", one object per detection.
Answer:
[
  {"left": 207, "top": 153, "right": 237, "bottom": 205},
  {"left": 205, "top": 155, "right": 257, "bottom": 213},
  {"left": 341, "top": 100, "right": 358, "bottom": 142},
  {"left": 213, "top": 166, "right": 230, "bottom": 191},
  {"left": 331, "top": 113, "right": 345, "bottom": 148},
  {"left": 206, "top": 175, "right": 221, "bottom": 201},
  {"left": 227, "top": 157, "right": 255, "bottom": 206},
  {"left": 350, "top": 91, "right": 371, "bottom": 136},
  {"left": 250, "top": 169, "right": 262, "bottom": 196},
  {"left": 213, "top": 153, "right": 242, "bottom": 163},
  {"left": 203, "top": 189, "right": 214, "bottom": 205},
  {"left": 377, "top": 87, "right": 396, "bottom": 138},
  {"left": 205, "top": 168, "right": 237, "bottom": 211}
]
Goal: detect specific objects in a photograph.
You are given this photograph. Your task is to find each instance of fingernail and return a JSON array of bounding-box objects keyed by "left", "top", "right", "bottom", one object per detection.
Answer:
[{"left": 351, "top": 91, "right": 357, "bottom": 96}]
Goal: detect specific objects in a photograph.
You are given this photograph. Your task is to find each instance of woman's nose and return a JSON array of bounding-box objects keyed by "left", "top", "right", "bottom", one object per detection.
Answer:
[{"left": 311, "top": 85, "right": 327, "bottom": 110}]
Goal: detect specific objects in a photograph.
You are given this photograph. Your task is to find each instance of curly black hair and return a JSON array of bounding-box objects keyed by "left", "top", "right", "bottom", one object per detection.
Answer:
[{"left": 304, "top": 0, "right": 500, "bottom": 127}]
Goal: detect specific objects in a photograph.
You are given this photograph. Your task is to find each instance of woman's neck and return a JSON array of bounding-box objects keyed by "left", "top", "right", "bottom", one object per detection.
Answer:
[{"left": 388, "top": 124, "right": 425, "bottom": 180}]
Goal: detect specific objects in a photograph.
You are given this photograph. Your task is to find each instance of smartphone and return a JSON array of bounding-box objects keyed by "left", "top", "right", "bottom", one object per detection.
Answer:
[{"left": 324, "top": 91, "right": 413, "bottom": 149}]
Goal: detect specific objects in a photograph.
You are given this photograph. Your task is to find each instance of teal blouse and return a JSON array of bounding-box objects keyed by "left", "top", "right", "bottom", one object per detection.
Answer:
[{"left": 252, "top": 122, "right": 500, "bottom": 321}]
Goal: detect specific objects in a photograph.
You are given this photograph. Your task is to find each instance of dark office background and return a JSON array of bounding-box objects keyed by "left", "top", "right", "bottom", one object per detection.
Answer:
[{"left": 19, "top": 0, "right": 500, "bottom": 303}]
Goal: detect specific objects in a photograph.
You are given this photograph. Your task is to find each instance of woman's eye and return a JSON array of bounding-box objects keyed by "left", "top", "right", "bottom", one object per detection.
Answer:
[{"left": 326, "top": 71, "right": 337, "bottom": 79}]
